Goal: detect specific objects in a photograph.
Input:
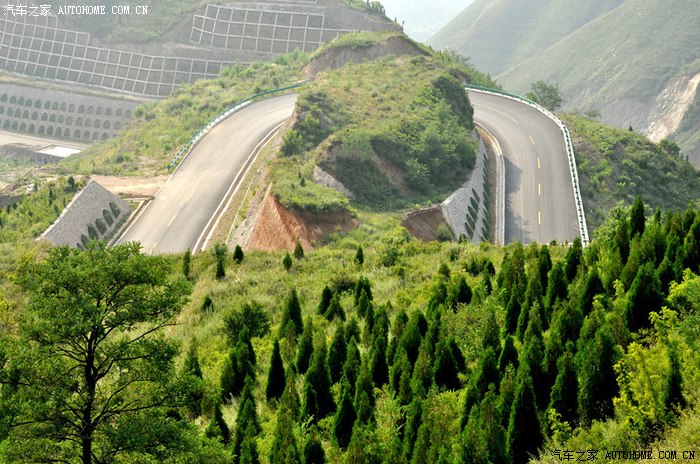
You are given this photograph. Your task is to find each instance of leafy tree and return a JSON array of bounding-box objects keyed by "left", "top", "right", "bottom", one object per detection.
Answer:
[
  {"left": 283, "top": 252, "right": 293, "bottom": 271},
  {"left": 334, "top": 379, "right": 356, "bottom": 450},
  {"left": 183, "top": 248, "right": 191, "bottom": 279},
  {"left": 212, "top": 242, "right": 228, "bottom": 279},
  {"left": 225, "top": 301, "right": 270, "bottom": 341},
  {"left": 266, "top": 339, "right": 286, "bottom": 401},
  {"left": 279, "top": 288, "right": 304, "bottom": 337},
  {"left": 296, "top": 317, "right": 315, "bottom": 374},
  {"left": 233, "top": 244, "right": 245, "bottom": 264},
  {"left": 525, "top": 80, "right": 562, "bottom": 111},
  {"left": 5, "top": 243, "right": 190, "bottom": 464},
  {"left": 506, "top": 371, "right": 544, "bottom": 464},
  {"left": 328, "top": 323, "right": 347, "bottom": 384}
]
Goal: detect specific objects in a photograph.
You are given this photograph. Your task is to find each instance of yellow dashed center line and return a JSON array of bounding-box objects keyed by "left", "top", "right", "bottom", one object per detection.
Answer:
[
  {"left": 537, "top": 157, "right": 541, "bottom": 169},
  {"left": 538, "top": 183, "right": 541, "bottom": 196},
  {"left": 187, "top": 189, "right": 196, "bottom": 201},
  {"left": 538, "top": 211, "right": 541, "bottom": 225},
  {"left": 167, "top": 212, "right": 178, "bottom": 227},
  {"left": 529, "top": 135, "right": 535, "bottom": 145},
  {"left": 215, "top": 148, "right": 223, "bottom": 159},
  {"left": 150, "top": 242, "right": 158, "bottom": 255}
]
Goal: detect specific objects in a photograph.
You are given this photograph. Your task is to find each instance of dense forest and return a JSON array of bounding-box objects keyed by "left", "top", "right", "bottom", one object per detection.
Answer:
[{"left": 1, "top": 197, "right": 699, "bottom": 463}]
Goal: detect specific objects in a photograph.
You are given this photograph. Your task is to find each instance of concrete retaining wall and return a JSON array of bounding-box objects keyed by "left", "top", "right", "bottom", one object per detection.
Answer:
[
  {"left": 441, "top": 136, "right": 489, "bottom": 244},
  {"left": 41, "top": 180, "right": 131, "bottom": 248}
]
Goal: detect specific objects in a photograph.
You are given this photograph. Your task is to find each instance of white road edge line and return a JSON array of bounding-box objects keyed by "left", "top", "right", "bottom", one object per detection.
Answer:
[{"left": 193, "top": 120, "right": 287, "bottom": 253}]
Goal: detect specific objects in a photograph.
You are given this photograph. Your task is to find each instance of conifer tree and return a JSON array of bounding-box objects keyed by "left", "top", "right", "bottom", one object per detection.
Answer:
[
  {"left": 548, "top": 344, "right": 578, "bottom": 426},
  {"left": 354, "top": 276, "right": 373, "bottom": 306},
  {"left": 387, "top": 308, "right": 408, "bottom": 365},
  {"left": 325, "top": 291, "right": 345, "bottom": 322},
  {"left": 294, "top": 238, "right": 305, "bottom": 259},
  {"left": 354, "top": 361, "right": 376, "bottom": 425},
  {"left": 630, "top": 196, "right": 646, "bottom": 238},
  {"left": 333, "top": 379, "right": 356, "bottom": 450},
  {"left": 666, "top": 342, "right": 686, "bottom": 410},
  {"left": 504, "top": 294, "right": 521, "bottom": 336},
  {"left": 205, "top": 400, "right": 230, "bottom": 445},
  {"left": 304, "top": 338, "right": 335, "bottom": 421},
  {"left": 450, "top": 337, "right": 467, "bottom": 374},
  {"left": 270, "top": 407, "right": 301, "bottom": 464},
  {"left": 182, "top": 248, "right": 191, "bottom": 280},
  {"left": 238, "top": 425, "right": 261, "bottom": 464},
  {"left": 449, "top": 275, "right": 472, "bottom": 311},
  {"left": 564, "top": 237, "right": 582, "bottom": 282},
  {"left": 506, "top": 371, "right": 543, "bottom": 464},
  {"left": 683, "top": 218, "right": 700, "bottom": 272},
  {"left": 279, "top": 288, "right": 304, "bottom": 337},
  {"left": 521, "top": 306, "right": 547, "bottom": 409},
  {"left": 369, "top": 308, "right": 390, "bottom": 387},
  {"left": 461, "top": 392, "right": 508, "bottom": 464},
  {"left": 354, "top": 244, "right": 364, "bottom": 265},
  {"left": 328, "top": 323, "right": 347, "bottom": 384},
  {"left": 411, "top": 338, "right": 433, "bottom": 398},
  {"left": 303, "top": 428, "right": 325, "bottom": 464},
  {"left": 578, "top": 269, "right": 604, "bottom": 317},
  {"left": 626, "top": 262, "right": 664, "bottom": 331},
  {"left": 544, "top": 261, "right": 567, "bottom": 320},
  {"left": 296, "top": 316, "right": 314, "bottom": 374},
  {"left": 433, "top": 337, "right": 460, "bottom": 390},
  {"left": 343, "top": 338, "right": 361, "bottom": 395},
  {"left": 282, "top": 368, "right": 300, "bottom": 421},
  {"left": 183, "top": 339, "right": 204, "bottom": 418},
  {"left": 283, "top": 252, "right": 293, "bottom": 271},
  {"left": 498, "top": 335, "right": 518, "bottom": 372},
  {"left": 266, "top": 339, "right": 286, "bottom": 401},
  {"left": 536, "top": 245, "right": 552, "bottom": 292},
  {"left": 400, "top": 311, "right": 426, "bottom": 366},
  {"left": 232, "top": 377, "right": 261, "bottom": 463},
  {"left": 390, "top": 347, "right": 413, "bottom": 406},
  {"left": 317, "top": 285, "right": 333, "bottom": 315},
  {"left": 481, "top": 310, "right": 501, "bottom": 354},
  {"left": 221, "top": 339, "right": 255, "bottom": 402},
  {"left": 616, "top": 215, "right": 630, "bottom": 264},
  {"left": 403, "top": 397, "right": 423, "bottom": 461},
  {"left": 233, "top": 244, "right": 245, "bottom": 264},
  {"left": 345, "top": 316, "right": 361, "bottom": 344},
  {"left": 212, "top": 242, "right": 227, "bottom": 279}
]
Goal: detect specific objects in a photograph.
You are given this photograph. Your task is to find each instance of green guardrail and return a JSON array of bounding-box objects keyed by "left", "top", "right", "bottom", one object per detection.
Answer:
[{"left": 166, "top": 82, "right": 305, "bottom": 171}]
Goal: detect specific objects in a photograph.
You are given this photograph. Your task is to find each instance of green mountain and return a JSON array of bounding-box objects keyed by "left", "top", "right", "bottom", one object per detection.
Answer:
[{"left": 430, "top": 0, "right": 700, "bottom": 166}]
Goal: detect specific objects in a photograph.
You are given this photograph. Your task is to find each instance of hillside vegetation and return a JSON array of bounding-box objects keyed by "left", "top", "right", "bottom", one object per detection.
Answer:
[
  {"left": 565, "top": 114, "right": 700, "bottom": 228},
  {"left": 1, "top": 199, "right": 700, "bottom": 462}
]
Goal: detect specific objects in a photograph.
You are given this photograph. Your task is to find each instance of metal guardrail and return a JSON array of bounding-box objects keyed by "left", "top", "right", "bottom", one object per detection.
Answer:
[
  {"left": 167, "top": 83, "right": 305, "bottom": 172},
  {"left": 465, "top": 85, "right": 590, "bottom": 246}
]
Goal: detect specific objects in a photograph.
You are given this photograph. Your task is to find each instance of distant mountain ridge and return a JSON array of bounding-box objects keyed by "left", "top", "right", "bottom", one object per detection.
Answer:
[{"left": 429, "top": 0, "right": 700, "bottom": 166}]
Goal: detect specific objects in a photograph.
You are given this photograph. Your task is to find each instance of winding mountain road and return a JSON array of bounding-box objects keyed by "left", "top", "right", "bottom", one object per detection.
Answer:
[
  {"left": 117, "top": 93, "right": 297, "bottom": 254},
  {"left": 468, "top": 90, "right": 579, "bottom": 244}
]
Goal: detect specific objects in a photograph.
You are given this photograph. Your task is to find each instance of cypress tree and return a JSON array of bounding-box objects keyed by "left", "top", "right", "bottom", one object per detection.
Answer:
[
  {"left": 403, "top": 397, "right": 423, "bottom": 461},
  {"left": 450, "top": 275, "right": 472, "bottom": 310},
  {"left": 450, "top": 337, "right": 467, "bottom": 374},
  {"left": 305, "top": 338, "right": 335, "bottom": 421},
  {"left": 238, "top": 424, "right": 261, "bottom": 464},
  {"left": 682, "top": 218, "right": 700, "bottom": 272},
  {"left": 270, "top": 408, "right": 301, "bottom": 464},
  {"left": 616, "top": 215, "right": 630, "bottom": 264},
  {"left": 626, "top": 262, "right": 664, "bottom": 331},
  {"left": 548, "top": 344, "right": 578, "bottom": 426},
  {"left": 506, "top": 372, "right": 543, "bottom": 464},
  {"left": 296, "top": 316, "right": 314, "bottom": 374},
  {"left": 205, "top": 400, "right": 230, "bottom": 445},
  {"left": 182, "top": 248, "right": 191, "bottom": 280},
  {"left": 390, "top": 347, "right": 413, "bottom": 406},
  {"left": 328, "top": 323, "right": 347, "bottom": 384},
  {"left": 521, "top": 306, "right": 547, "bottom": 409},
  {"left": 536, "top": 245, "right": 552, "bottom": 291},
  {"left": 544, "top": 261, "right": 567, "bottom": 321},
  {"left": 576, "top": 311, "right": 619, "bottom": 424},
  {"left": 281, "top": 368, "right": 300, "bottom": 421},
  {"left": 343, "top": 338, "right": 361, "bottom": 396},
  {"left": 354, "top": 361, "right": 376, "bottom": 424},
  {"left": 183, "top": 339, "right": 203, "bottom": 418},
  {"left": 354, "top": 244, "right": 364, "bottom": 265},
  {"left": 294, "top": 238, "right": 305, "bottom": 259},
  {"left": 498, "top": 335, "right": 518, "bottom": 372},
  {"left": 564, "top": 237, "right": 582, "bottom": 282},
  {"left": 232, "top": 377, "right": 261, "bottom": 464},
  {"left": 325, "top": 291, "right": 345, "bottom": 322},
  {"left": 233, "top": 244, "right": 244, "bottom": 264},
  {"left": 578, "top": 269, "right": 604, "bottom": 317},
  {"left": 345, "top": 316, "right": 361, "bottom": 345},
  {"left": 317, "top": 285, "right": 333, "bottom": 315},
  {"left": 461, "top": 391, "right": 508, "bottom": 464},
  {"left": 212, "top": 242, "right": 227, "bottom": 279},
  {"left": 666, "top": 342, "right": 686, "bottom": 410},
  {"left": 630, "top": 196, "right": 646, "bottom": 238},
  {"left": 433, "top": 337, "right": 460, "bottom": 390},
  {"left": 504, "top": 294, "right": 521, "bottom": 337},
  {"left": 303, "top": 428, "right": 325, "bottom": 464},
  {"left": 301, "top": 381, "right": 318, "bottom": 423},
  {"left": 221, "top": 339, "right": 255, "bottom": 402},
  {"left": 411, "top": 338, "right": 433, "bottom": 398},
  {"left": 369, "top": 309, "right": 390, "bottom": 387},
  {"left": 354, "top": 276, "right": 373, "bottom": 306},
  {"left": 279, "top": 288, "right": 304, "bottom": 337},
  {"left": 266, "top": 339, "right": 286, "bottom": 401},
  {"left": 357, "top": 288, "right": 371, "bottom": 319},
  {"left": 333, "top": 379, "right": 356, "bottom": 450},
  {"left": 481, "top": 310, "right": 501, "bottom": 354},
  {"left": 400, "top": 311, "right": 426, "bottom": 367},
  {"left": 472, "top": 347, "right": 499, "bottom": 406},
  {"left": 283, "top": 252, "right": 293, "bottom": 271},
  {"left": 387, "top": 308, "right": 408, "bottom": 365}
]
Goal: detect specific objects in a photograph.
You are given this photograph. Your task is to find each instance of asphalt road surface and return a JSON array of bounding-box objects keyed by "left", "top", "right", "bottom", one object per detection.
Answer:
[
  {"left": 118, "top": 93, "right": 297, "bottom": 254},
  {"left": 469, "top": 91, "right": 579, "bottom": 244}
]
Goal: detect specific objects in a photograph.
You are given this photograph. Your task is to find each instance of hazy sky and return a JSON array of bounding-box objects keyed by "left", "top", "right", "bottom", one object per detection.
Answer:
[{"left": 379, "top": 0, "right": 473, "bottom": 42}]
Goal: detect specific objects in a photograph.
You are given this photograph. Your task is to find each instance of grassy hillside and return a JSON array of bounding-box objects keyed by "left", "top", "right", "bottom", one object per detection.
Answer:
[
  {"left": 565, "top": 114, "right": 700, "bottom": 228},
  {"left": 428, "top": 0, "right": 623, "bottom": 75}
]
